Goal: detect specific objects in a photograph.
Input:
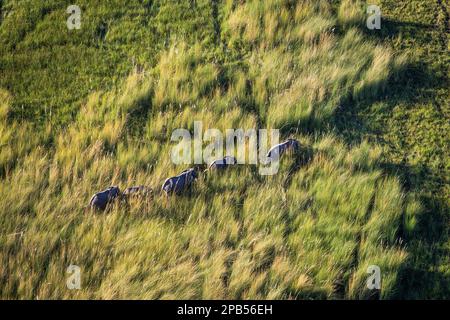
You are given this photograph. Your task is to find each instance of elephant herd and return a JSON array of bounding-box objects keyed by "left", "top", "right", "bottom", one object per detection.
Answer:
[{"left": 88, "top": 138, "right": 300, "bottom": 211}]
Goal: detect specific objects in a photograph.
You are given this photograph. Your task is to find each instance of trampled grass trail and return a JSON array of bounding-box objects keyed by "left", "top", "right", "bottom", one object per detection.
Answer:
[{"left": 0, "top": 0, "right": 446, "bottom": 299}]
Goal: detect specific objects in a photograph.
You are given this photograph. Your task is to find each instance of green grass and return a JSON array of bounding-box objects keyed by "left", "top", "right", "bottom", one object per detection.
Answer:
[
  {"left": 0, "top": 0, "right": 448, "bottom": 299},
  {"left": 333, "top": 0, "right": 449, "bottom": 298}
]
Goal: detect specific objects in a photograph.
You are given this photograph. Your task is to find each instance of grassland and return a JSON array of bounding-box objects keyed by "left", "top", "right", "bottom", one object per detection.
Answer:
[
  {"left": 334, "top": 0, "right": 449, "bottom": 298},
  {"left": 0, "top": 0, "right": 448, "bottom": 299}
]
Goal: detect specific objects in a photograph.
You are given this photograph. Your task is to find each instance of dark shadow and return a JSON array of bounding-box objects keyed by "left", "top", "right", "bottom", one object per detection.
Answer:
[
  {"left": 384, "top": 162, "right": 449, "bottom": 299},
  {"left": 328, "top": 16, "right": 449, "bottom": 299},
  {"left": 95, "top": 20, "right": 108, "bottom": 44},
  {"left": 210, "top": 0, "right": 221, "bottom": 45}
]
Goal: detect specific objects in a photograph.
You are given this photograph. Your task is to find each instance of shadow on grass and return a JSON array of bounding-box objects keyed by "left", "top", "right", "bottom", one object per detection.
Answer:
[
  {"left": 383, "top": 162, "right": 449, "bottom": 299},
  {"left": 329, "top": 18, "right": 449, "bottom": 299}
]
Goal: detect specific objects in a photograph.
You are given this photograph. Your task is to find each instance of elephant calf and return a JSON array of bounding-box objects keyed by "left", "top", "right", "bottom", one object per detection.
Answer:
[
  {"left": 207, "top": 156, "right": 237, "bottom": 171},
  {"left": 266, "top": 138, "right": 300, "bottom": 160},
  {"left": 123, "top": 185, "right": 152, "bottom": 198}
]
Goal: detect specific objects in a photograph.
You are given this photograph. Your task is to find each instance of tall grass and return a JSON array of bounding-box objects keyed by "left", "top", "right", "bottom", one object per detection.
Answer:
[{"left": 0, "top": 0, "right": 418, "bottom": 299}]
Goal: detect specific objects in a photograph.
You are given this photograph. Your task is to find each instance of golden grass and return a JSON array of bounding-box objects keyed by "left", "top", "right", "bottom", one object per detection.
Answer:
[{"left": 0, "top": 0, "right": 416, "bottom": 300}]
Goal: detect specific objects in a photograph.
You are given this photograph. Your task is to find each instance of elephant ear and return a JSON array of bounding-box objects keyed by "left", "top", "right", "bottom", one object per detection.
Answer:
[
  {"left": 167, "top": 178, "right": 175, "bottom": 191},
  {"left": 88, "top": 194, "right": 96, "bottom": 205}
]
